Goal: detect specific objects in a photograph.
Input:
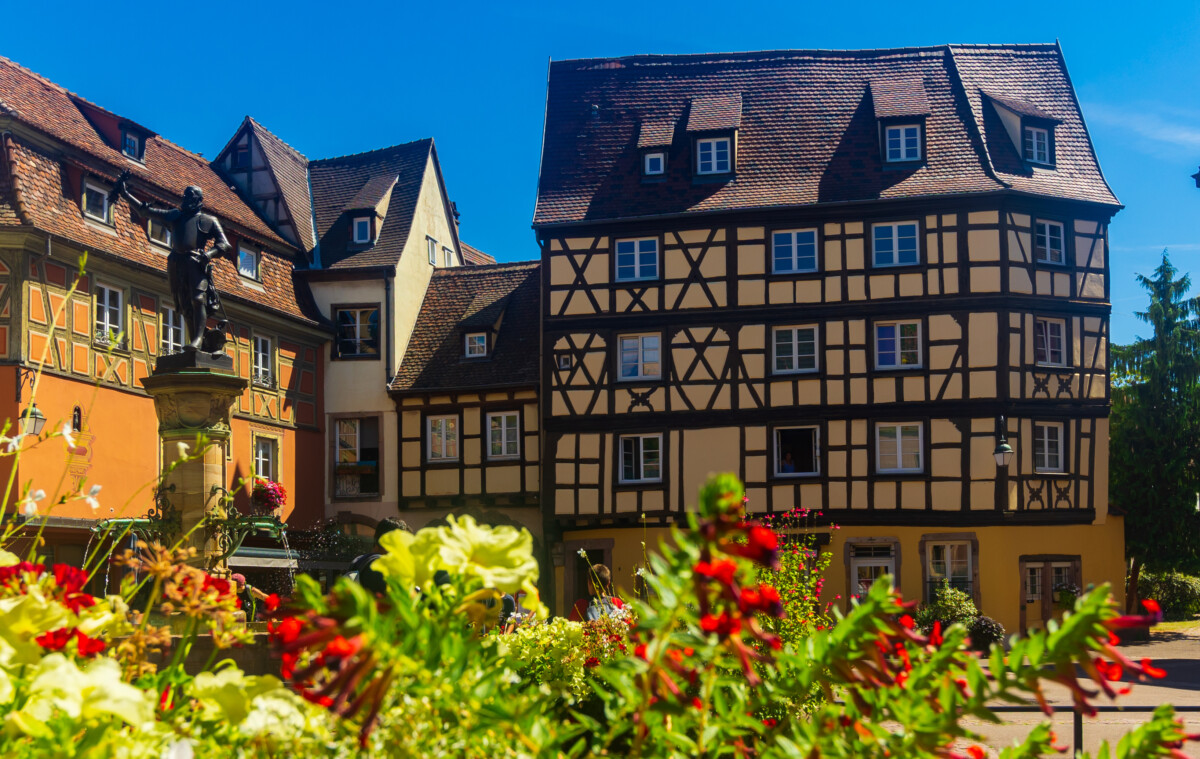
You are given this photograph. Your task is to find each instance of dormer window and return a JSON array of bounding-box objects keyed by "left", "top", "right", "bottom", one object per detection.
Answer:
[
  {"left": 696, "top": 137, "right": 731, "bottom": 175},
  {"left": 121, "top": 131, "right": 143, "bottom": 161},
  {"left": 644, "top": 152, "right": 665, "bottom": 176},
  {"left": 238, "top": 245, "right": 260, "bottom": 280},
  {"left": 148, "top": 218, "right": 172, "bottom": 248},
  {"left": 352, "top": 217, "right": 371, "bottom": 244},
  {"left": 82, "top": 180, "right": 111, "bottom": 224},
  {"left": 884, "top": 124, "right": 921, "bottom": 162},
  {"left": 465, "top": 332, "right": 487, "bottom": 358},
  {"left": 1024, "top": 126, "right": 1050, "bottom": 164}
]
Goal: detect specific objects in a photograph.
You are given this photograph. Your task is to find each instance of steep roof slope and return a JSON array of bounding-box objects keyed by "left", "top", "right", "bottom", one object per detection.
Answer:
[
  {"left": 244, "top": 118, "right": 316, "bottom": 251},
  {"left": 308, "top": 140, "right": 433, "bottom": 270},
  {"left": 534, "top": 44, "right": 1117, "bottom": 226},
  {"left": 391, "top": 262, "right": 540, "bottom": 392},
  {"left": 460, "top": 241, "right": 497, "bottom": 266}
]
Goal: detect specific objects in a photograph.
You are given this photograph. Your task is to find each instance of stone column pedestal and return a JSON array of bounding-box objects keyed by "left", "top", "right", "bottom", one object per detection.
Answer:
[{"left": 142, "top": 366, "right": 247, "bottom": 574}]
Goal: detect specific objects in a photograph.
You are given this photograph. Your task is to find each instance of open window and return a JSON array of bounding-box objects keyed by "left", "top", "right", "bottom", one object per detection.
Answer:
[{"left": 774, "top": 426, "right": 819, "bottom": 477}]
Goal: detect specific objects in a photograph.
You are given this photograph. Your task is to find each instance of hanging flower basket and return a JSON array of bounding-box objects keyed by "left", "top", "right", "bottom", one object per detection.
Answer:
[{"left": 251, "top": 478, "right": 287, "bottom": 515}]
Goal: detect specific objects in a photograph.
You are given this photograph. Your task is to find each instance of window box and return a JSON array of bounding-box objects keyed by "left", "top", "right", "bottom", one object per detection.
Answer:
[
  {"left": 619, "top": 434, "right": 662, "bottom": 483},
  {"left": 772, "top": 229, "right": 818, "bottom": 274},
  {"left": 872, "top": 222, "right": 919, "bottom": 267},
  {"left": 772, "top": 325, "right": 818, "bottom": 374},
  {"left": 615, "top": 238, "right": 658, "bottom": 282},
  {"left": 874, "top": 321, "right": 921, "bottom": 369},
  {"left": 618, "top": 333, "right": 661, "bottom": 381},
  {"left": 876, "top": 423, "right": 923, "bottom": 473},
  {"left": 1034, "top": 422, "right": 1065, "bottom": 473}
]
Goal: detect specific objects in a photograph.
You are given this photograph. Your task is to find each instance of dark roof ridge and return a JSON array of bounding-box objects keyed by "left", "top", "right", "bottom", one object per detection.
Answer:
[
  {"left": 310, "top": 138, "right": 433, "bottom": 165},
  {"left": 551, "top": 44, "right": 1060, "bottom": 68},
  {"left": 432, "top": 260, "right": 540, "bottom": 275}
]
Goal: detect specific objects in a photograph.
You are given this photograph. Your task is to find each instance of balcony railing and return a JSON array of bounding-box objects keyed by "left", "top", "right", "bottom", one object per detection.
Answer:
[{"left": 251, "top": 371, "right": 275, "bottom": 389}]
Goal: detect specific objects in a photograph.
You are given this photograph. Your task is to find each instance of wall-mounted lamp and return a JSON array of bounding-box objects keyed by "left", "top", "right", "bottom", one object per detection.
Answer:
[
  {"left": 18, "top": 403, "right": 45, "bottom": 436},
  {"left": 993, "top": 415, "right": 1014, "bottom": 468}
]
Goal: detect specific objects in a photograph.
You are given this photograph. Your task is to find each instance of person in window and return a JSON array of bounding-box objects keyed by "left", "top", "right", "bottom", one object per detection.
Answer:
[
  {"left": 569, "top": 563, "right": 626, "bottom": 621},
  {"left": 779, "top": 451, "right": 796, "bottom": 474},
  {"left": 348, "top": 517, "right": 410, "bottom": 594}
]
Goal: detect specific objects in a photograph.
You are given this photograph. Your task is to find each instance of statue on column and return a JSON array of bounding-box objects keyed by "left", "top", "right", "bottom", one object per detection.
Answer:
[{"left": 110, "top": 170, "right": 231, "bottom": 356}]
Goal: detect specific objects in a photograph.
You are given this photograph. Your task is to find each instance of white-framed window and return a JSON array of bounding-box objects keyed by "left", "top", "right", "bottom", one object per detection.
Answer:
[
  {"left": 619, "top": 433, "right": 662, "bottom": 483},
  {"left": 1051, "top": 562, "right": 1075, "bottom": 591},
  {"left": 772, "top": 229, "right": 818, "bottom": 273},
  {"left": 252, "top": 336, "right": 273, "bottom": 388},
  {"left": 148, "top": 218, "right": 172, "bottom": 248},
  {"left": 1034, "top": 318, "right": 1066, "bottom": 366},
  {"left": 644, "top": 152, "right": 665, "bottom": 175},
  {"left": 1024, "top": 126, "right": 1050, "bottom": 164},
  {"left": 615, "top": 237, "right": 658, "bottom": 282},
  {"left": 95, "top": 284, "right": 123, "bottom": 343},
  {"left": 487, "top": 412, "right": 520, "bottom": 459},
  {"left": 696, "top": 137, "right": 731, "bottom": 174},
  {"left": 1034, "top": 422, "right": 1064, "bottom": 473},
  {"left": 427, "top": 237, "right": 437, "bottom": 266},
  {"left": 928, "top": 542, "right": 972, "bottom": 594},
  {"left": 237, "top": 246, "right": 260, "bottom": 279},
  {"left": 335, "top": 307, "right": 380, "bottom": 357},
  {"left": 875, "top": 321, "right": 921, "bottom": 369},
  {"left": 427, "top": 415, "right": 459, "bottom": 461},
  {"left": 872, "top": 222, "right": 919, "bottom": 267},
  {"left": 775, "top": 426, "right": 819, "bottom": 477},
  {"left": 253, "top": 437, "right": 278, "bottom": 481},
  {"left": 121, "top": 131, "right": 141, "bottom": 160},
  {"left": 876, "top": 423, "right": 923, "bottom": 473},
  {"left": 82, "top": 181, "right": 110, "bottom": 224},
  {"left": 557, "top": 354, "right": 572, "bottom": 371},
  {"left": 885, "top": 124, "right": 921, "bottom": 162},
  {"left": 443, "top": 247, "right": 454, "bottom": 267},
  {"left": 352, "top": 217, "right": 371, "bottom": 244},
  {"left": 1034, "top": 220, "right": 1064, "bottom": 264},
  {"left": 334, "top": 417, "right": 380, "bottom": 497},
  {"left": 772, "top": 325, "right": 818, "bottom": 374},
  {"left": 465, "top": 332, "right": 487, "bottom": 358},
  {"left": 850, "top": 543, "right": 896, "bottom": 598},
  {"left": 619, "top": 333, "right": 661, "bottom": 380},
  {"left": 162, "top": 307, "right": 185, "bottom": 355},
  {"left": 1025, "top": 565, "right": 1043, "bottom": 603}
]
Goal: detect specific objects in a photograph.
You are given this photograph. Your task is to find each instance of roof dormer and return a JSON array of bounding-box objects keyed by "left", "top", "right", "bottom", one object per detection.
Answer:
[
  {"left": 342, "top": 174, "right": 398, "bottom": 247},
  {"left": 686, "top": 93, "right": 741, "bottom": 180},
  {"left": 870, "top": 78, "right": 930, "bottom": 166},
  {"left": 637, "top": 120, "right": 674, "bottom": 180},
  {"left": 984, "top": 92, "right": 1061, "bottom": 168}
]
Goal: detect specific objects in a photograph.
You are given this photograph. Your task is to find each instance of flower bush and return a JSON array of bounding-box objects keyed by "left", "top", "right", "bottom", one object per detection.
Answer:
[
  {"left": 0, "top": 467, "right": 1195, "bottom": 757},
  {"left": 1136, "top": 570, "right": 1200, "bottom": 621},
  {"left": 250, "top": 478, "right": 287, "bottom": 513}
]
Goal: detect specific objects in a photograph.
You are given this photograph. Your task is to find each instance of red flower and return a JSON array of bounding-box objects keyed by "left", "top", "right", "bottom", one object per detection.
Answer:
[
  {"left": 74, "top": 630, "right": 106, "bottom": 657},
  {"left": 272, "top": 616, "right": 304, "bottom": 645},
  {"left": 1140, "top": 658, "right": 1167, "bottom": 679},
  {"left": 700, "top": 611, "right": 742, "bottom": 637},
  {"left": 264, "top": 593, "right": 281, "bottom": 612},
  {"left": 691, "top": 697, "right": 704, "bottom": 710},
  {"left": 322, "top": 634, "right": 363, "bottom": 660},
  {"left": 736, "top": 525, "right": 780, "bottom": 567},
  {"left": 1141, "top": 598, "right": 1161, "bottom": 614},
  {"left": 762, "top": 718, "right": 778, "bottom": 728},
  {"left": 930, "top": 621, "right": 943, "bottom": 646},
  {"left": 35, "top": 627, "right": 73, "bottom": 652},
  {"left": 898, "top": 614, "right": 915, "bottom": 630},
  {"left": 584, "top": 656, "right": 600, "bottom": 668},
  {"left": 967, "top": 746, "right": 986, "bottom": 759},
  {"left": 694, "top": 559, "right": 738, "bottom": 585}
]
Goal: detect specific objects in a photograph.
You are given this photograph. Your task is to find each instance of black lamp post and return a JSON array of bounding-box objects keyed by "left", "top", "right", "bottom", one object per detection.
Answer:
[{"left": 993, "top": 415, "right": 1014, "bottom": 468}]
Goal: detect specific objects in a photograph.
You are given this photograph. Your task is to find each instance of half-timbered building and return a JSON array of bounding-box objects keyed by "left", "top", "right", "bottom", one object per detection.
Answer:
[
  {"left": 389, "top": 261, "right": 541, "bottom": 537},
  {"left": 533, "top": 44, "right": 1123, "bottom": 631},
  {"left": 0, "top": 57, "right": 329, "bottom": 567}
]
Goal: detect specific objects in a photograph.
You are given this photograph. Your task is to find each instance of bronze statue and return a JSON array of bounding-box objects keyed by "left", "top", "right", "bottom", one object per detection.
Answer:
[{"left": 110, "top": 170, "right": 231, "bottom": 355}]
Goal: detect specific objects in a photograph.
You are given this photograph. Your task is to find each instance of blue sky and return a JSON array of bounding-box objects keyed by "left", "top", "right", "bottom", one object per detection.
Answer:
[{"left": 3, "top": 0, "right": 1198, "bottom": 344}]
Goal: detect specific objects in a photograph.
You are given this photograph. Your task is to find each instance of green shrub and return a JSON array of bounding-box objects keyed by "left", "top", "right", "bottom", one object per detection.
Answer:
[
  {"left": 967, "top": 615, "right": 1006, "bottom": 651},
  {"left": 1137, "top": 571, "right": 1200, "bottom": 621},
  {"left": 913, "top": 579, "right": 978, "bottom": 632}
]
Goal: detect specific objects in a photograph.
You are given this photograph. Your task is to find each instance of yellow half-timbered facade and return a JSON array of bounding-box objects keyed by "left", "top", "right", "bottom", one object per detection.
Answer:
[{"left": 534, "top": 44, "right": 1123, "bottom": 632}]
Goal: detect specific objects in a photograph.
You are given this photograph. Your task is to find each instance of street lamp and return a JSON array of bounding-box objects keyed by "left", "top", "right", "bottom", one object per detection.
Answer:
[
  {"left": 18, "top": 403, "right": 46, "bottom": 437},
  {"left": 993, "top": 415, "right": 1014, "bottom": 468}
]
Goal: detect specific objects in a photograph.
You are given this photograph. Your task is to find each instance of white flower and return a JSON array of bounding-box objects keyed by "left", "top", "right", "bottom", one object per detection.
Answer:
[
  {"left": 3, "top": 434, "right": 24, "bottom": 453},
  {"left": 161, "top": 740, "right": 194, "bottom": 759},
  {"left": 577, "top": 548, "right": 588, "bottom": 558},
  {"left": 176, "top": 442, "right": 190, "bottom": 459},
  {"left": 61, "top": 424, "right": 76, "bottom": 449},
  {"left": 85, "top": 484, "right": 101, "bottom": 512},
  {"left": 20, "top": 489, "right": 43, "bottom": 518}
]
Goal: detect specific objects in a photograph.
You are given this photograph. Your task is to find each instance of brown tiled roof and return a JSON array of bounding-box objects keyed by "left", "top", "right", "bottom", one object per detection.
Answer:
[
  {"left": 460, "top": 241, "right": 497, "bottom": 266},
  {"left": 0, "top": 56, "right": 289, "bottom": 246},
  {"left": 243, "top": 118, "right": 316, "bottom": 251},
  {"left": 951, "top": 45, "right": 1115, "bottom": 205},
  {"left": 982, "top": 92, "right": 1057, "bottom": 121},
  {"left": 534, "top": 44, "right": 1118, "bottom": 226},
  {"left": 391, "top": 262, "right": 539, "bottom": 392},
  {"left": 0, "top": 57, "right": 320, "bottom": 326},
  {"left": 686, "top": 94, "right": 742, "bottom": 132},
  {"left": 637, "top": 120, "right": 675, "bottom": 148},
  {"left": 870, "top": 78, "right": 930, "bottom": 118},
  {"left": 309, "top": 140, "right": 433, "bottom": 270},
  {"left": 346, "top": 174, "right": 398, "bottom": 211}
]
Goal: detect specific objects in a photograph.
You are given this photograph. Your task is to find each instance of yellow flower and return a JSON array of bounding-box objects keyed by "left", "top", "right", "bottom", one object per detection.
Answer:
[
  {"left": 374, "top": 529, "right": 417, "bottom": 590},
  {"left": 0, "top": 549, "right": 18, "bottom": 568},
  {"left": 409, "top": 514, "right": 538, "bottom": 594}
]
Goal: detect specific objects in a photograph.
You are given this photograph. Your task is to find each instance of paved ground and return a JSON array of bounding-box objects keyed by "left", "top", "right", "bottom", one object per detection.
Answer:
[{"left": 956, "top": 623, "right": 1200, "bottom": 756}]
